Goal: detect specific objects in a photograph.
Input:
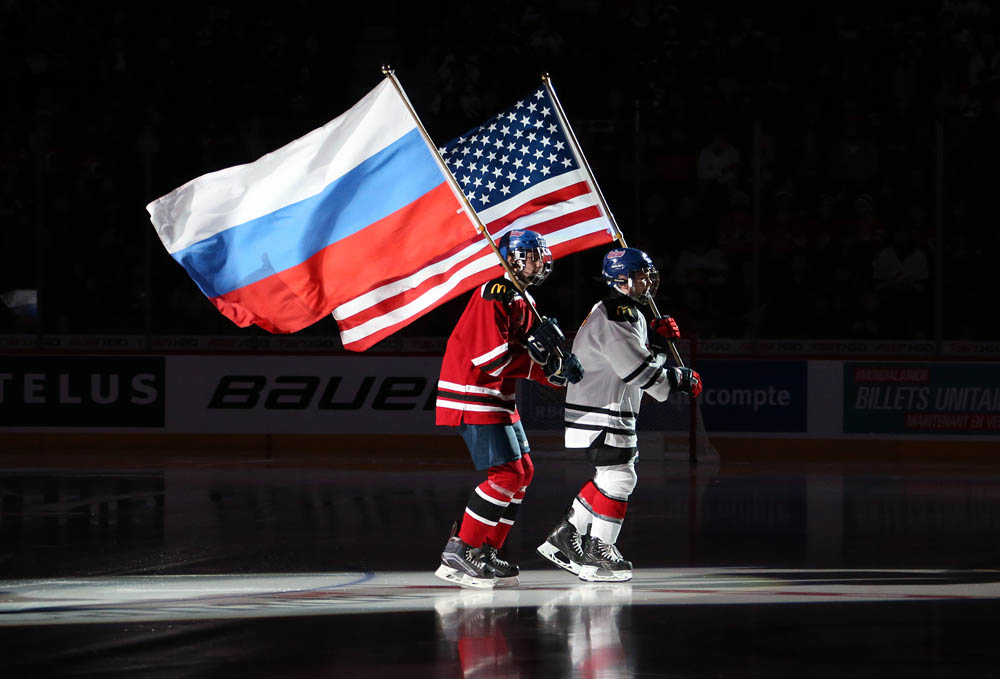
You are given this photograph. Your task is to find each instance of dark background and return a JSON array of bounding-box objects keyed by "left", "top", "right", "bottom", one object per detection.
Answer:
[{"left": 3, "top": 0, "right": 998, "bottom": 344}]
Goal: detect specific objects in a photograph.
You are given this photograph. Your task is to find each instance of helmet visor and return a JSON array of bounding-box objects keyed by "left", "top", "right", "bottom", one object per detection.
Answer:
[
  {"left": 510, "top": 245, "right": 553, "bottom": 286},
  {"left": 626, "top": 267, "right": 659, "bottom": 301}
]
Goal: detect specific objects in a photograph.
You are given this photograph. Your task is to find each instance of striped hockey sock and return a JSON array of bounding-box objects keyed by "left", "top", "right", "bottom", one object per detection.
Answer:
[
  {"left": 485, "top": 454, "right": 533, "bottom": 548},
  {"left": 458, "top": 479, "right": 514, "bottom": 548},
  {"left": 575, "top": 480, "right": 629, "bottom": 544},
  {"left": 485, "top": 487, "right": 524, "bottom": 548}
]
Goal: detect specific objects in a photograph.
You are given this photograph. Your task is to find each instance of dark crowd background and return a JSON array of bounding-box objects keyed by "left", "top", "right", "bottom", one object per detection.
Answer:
[{"left": 2, "top": 0, "right": 999, "bottom": 345}]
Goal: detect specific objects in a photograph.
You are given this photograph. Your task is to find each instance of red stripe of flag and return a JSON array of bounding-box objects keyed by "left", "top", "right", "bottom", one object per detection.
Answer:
[
  {"left": 341, "top": 224, "right": 613, "bottom": 350},
  {"left": 481, "top": 181, "right": 591, "bottom": 232},
  {"left": 335, "top": 202, "right": 602, "bottom": 332},
  {"left": 211, "top": 183, "right": 471, "bottom": 333},
  {"left": 336, "top": 205, "right": 606, "bottom": 337}
]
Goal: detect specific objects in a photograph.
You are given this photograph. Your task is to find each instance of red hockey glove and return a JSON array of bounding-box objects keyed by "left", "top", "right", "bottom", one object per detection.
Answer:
[{"left": 651, "top": 316, "right": 681, "bottom": 340}]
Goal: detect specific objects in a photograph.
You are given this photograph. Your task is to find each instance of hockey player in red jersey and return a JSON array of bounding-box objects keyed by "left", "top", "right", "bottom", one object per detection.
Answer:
[
  {"left": 537, "top": 247, "right": 702, "bottom": 582},
  {"left": 434, "top": 229, "right": 584, "bottom": 589}
]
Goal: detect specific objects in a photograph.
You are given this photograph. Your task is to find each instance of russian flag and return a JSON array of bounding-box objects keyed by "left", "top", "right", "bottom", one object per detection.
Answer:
[{"left": 147, "top": 78, "right": 479, "bottom": 348}]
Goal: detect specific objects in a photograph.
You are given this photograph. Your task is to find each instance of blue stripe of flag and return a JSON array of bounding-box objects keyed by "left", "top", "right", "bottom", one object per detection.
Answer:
[{"left": 172, "top": 128, "right": 443, "bottom": 298}]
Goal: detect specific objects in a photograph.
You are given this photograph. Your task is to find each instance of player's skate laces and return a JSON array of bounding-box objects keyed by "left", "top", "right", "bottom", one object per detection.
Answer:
[
  {"left": 578, "top": 536, "right": 633, "bottom": 582},
  {"left": 537, "top": 519, "right": 586, "bottom": 575},
  {"left": 479, "top": 544, "right": 520, "bottom": 586},
  {"left": 435, "top": 524, "right": 496, "bottom": 589}
]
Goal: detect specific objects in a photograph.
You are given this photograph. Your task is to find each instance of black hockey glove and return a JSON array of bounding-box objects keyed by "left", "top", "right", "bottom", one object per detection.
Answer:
[
  {"left": 544, "top": 352, "right": 584, "bottom": 386},
  {"left": 666, "top": 367, "right": 702, "bottom": 398},
  {"left": 648, "top": 332, "right": 671, "bottom": 355},
  {"left": 526, "top": 317, "right": 566, "bottom": 365}
]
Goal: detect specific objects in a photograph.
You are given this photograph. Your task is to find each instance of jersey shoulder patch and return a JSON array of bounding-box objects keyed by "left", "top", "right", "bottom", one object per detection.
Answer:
[
  {"left": 482, "top": 277, "right": 518, "bottom": 304},
  {"left": 601, "top": 296, "right": 641, "bottom": 323}
]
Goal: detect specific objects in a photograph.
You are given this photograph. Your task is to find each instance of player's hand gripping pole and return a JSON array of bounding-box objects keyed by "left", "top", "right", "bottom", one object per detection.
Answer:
[{"left": 542, "top": 72, "right": 686, "bottom": 368}]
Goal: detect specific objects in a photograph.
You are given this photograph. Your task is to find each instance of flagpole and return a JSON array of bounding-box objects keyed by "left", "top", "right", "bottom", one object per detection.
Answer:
[
  {"left": 382, "top": 66, "right": 547, "bottom": 327},
  {"left": 542, "top": 73, "right": 685, "bottom": 367},
  {"left": 542, "top": 73, "right": 624, "bottom": 245}
]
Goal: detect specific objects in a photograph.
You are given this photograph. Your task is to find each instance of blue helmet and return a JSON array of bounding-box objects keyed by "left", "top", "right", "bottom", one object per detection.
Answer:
[
  {"left": 602, "top": 247, "right": 660, "bottom": 302},
  {"left": 498, "top": 229, "right": 553, "bottom": 286}
]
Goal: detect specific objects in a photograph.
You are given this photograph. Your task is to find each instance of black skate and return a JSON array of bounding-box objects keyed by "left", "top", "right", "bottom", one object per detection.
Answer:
[
  {"left": 578, "top": 536, "right": 633, "bottom": 582},
  {"left": 479, "top": 544, "right": 520, "bottom": 587},
  {"left": 536, "top": 519, "right": 586, "bottom": 576},
  {"left": 435, "top": 524, "right": 496, "bottom": 589}
]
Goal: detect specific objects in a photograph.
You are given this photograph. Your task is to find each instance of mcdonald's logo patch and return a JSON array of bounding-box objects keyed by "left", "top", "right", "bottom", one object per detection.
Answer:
[
  {"left": 483, "top": 279, "right": 516, "bottom": 302},
  {"left": 617, "top": 305, "right": 637, "bottom": 320}
]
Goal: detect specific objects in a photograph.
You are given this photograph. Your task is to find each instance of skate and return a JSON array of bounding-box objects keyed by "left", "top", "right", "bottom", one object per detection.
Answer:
[
  {"left": 578, "top": 536, "right": 633, "bottom": 582},
  {"left": 479, "top": 544, "right": 520, "bottom": 587},
  {"left": 435, "top": 524, "right": 496, "bottom": 589},
  {"left": 537, "top": 519, "right": 586, "bottom": 575}
]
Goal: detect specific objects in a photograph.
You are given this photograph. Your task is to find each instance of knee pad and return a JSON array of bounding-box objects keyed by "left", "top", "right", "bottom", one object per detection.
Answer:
[
  {"left": 593, "top": 461, "right": 637, "bottom": 501},
  {"left": 487, "top": 459, "right": 525, "bottom": 495}
]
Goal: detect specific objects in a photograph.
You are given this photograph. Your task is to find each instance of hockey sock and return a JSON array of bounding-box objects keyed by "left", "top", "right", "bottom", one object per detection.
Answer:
[
  {"left": 569, "top": 498, "right": 592, "bottom": 536},
  {"left": 459, "top": 459, "right": 526, "bottom": 548},
  {"left": 576, "top": 480, "right": 628, "bottom": 544},
  {"left": 485, "top": 454, "right": 533, "bottom": 549},
  {"left": 485, "top": 490, "right": 521, "bottom": 548}
]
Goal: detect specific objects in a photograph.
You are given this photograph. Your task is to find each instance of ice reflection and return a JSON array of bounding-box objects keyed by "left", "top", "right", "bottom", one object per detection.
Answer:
[
  {"left": 434, "top": 584, "right": 633, "bottom": 679},
  {"left": 435, "top": 591, "right": 522, "bottom": 679},
  {"left": 539, "top": 584, "right": 633, "bottom": 679}
]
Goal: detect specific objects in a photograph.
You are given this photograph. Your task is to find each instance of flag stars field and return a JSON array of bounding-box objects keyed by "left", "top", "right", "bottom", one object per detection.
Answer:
[{"left": 441, "top": 89, "right": 581, "bottom": 214}]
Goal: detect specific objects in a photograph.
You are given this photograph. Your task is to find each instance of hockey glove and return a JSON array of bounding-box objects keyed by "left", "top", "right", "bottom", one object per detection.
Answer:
[
  {"left": 526, "top": 317, "right": 566, "bottom": 365},
  {"left": 649, "top": 316, "right": 681, "bottom": 352},
  {"left": 545, "top": 352, "right": 584, "bottom": 386},
  {"left": 667, "top": 367, "right": 702, "bottom": 398}
]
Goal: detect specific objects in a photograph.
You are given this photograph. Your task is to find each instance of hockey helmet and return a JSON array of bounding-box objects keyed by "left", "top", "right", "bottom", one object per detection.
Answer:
[
  {"left": 498, "top": 229, "right": 553, "bottom": 286},
  {"left": 602, "top": 247, "right": 660, "bottom": 302}
]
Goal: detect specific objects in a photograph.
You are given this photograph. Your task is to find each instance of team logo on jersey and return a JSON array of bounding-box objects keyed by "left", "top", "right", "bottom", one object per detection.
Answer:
[
  {"left": 617, "top": 305, "right": 637, "bottom": 320},
  {"left": 484, "top": 280, "right": 518, "bottom": 303}
]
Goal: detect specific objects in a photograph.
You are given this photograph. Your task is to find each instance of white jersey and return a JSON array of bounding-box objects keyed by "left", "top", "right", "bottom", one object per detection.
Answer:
[{"left": 565, "top": 295, "right": 673, "bottom": 450}]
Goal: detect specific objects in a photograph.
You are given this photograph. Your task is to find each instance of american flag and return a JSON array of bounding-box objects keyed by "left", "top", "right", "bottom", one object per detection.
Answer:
[
  {"left": 439, "top": 86, "right": 616, "bottom": 257},
  {"left": 333, "top": 84, "right": 615, "bottom": 351}
]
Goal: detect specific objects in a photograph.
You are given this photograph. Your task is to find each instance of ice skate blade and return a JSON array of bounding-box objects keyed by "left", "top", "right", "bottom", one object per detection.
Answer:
[
  {"left": 578, "top": 565, "right": 633, "bottom": 583},
  {"left": 537, "top": 541, "right": 583, "bottom": 575},
  {"left": 434, "top": 564, "right": 496, "bottom": 589}
]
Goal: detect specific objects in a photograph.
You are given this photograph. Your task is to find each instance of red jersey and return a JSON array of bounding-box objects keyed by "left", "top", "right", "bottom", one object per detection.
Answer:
[{"left": 436, "top": 276, "right": 548, "bottom": 426}]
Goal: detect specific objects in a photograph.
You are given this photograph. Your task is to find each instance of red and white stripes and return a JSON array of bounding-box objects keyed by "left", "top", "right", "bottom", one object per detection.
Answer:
[{"left": 334, "top": 171, "right": 614, "bottom": 351}]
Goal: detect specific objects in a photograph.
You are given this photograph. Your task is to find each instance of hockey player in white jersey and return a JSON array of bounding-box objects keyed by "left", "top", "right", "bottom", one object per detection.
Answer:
[{"left": 536, "top": 247, "right": 702, "bottom": 582}]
